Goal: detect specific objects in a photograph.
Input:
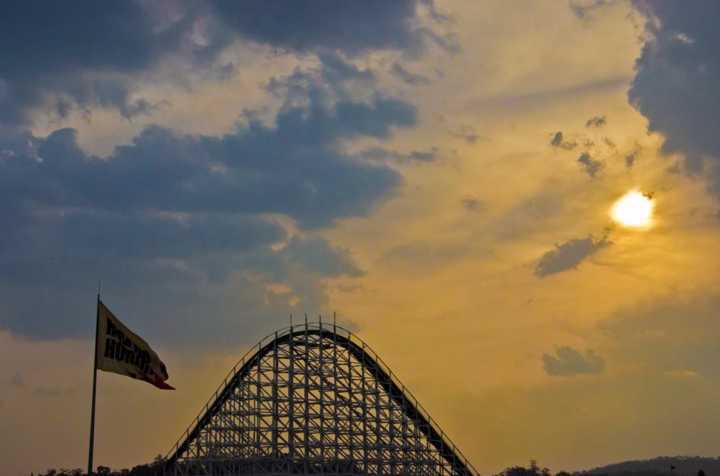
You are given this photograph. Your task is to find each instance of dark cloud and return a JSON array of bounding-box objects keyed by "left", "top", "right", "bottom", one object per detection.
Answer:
[
  {"left": 317, "top": 53, "right": 376, "bottom": 84},
  {"left": 0, "top": 0, "right": 440, "bottom": 127},
  {"left": 550, "top": 131, "right": 577, "bottom": 150},
  {"left": 0, "top": 1, "right": 441, "bottom": 346},
  {"left": 360, "top": 146, "right": 438, "bottom": 163},
  {"left": 211, "top": 1, "right": 439, "bottom": 57},
  {"left": 1, "top": 92, "right": 414, "bottom": 228},
  {"left": 391, "top": 63, "right": 432, "bottom": 86},
  {"left": 551, "top": 132, "right": 564, "bottom": 147},
  {"left": 569, "top": 0, "right": 610, "bottom": 19},
  {"left": 2, "top": 3, "right": 174, "bottom": 76},
  {"left": 535, "top": 235, "right": 610, "bottom": 277},
  {"left": 625, "top": 149, "right": 639, "bottom": 168},
  {"left": 585, "top": 115, "right": 607, "bottom": 128},
  {"left": 461, "top": 197, "right": 485, "bottom": 212},
  {"left": 578, "top": 152, "right": 603, "bottom": 177},
  {"left": 629, "top": 1, "right": 720, "bottom": 192},
  {"left": 0, "top": 1, "right": 197, "bottom": 125},
  {"left": 543, "top": 346, "right": 605, "bottom": 376},
  {"left": 0, "top": 69, "right": 416, "bottom": 343},
  {"left": 0, "top": 242, "right": 359, "bottom": 345}
]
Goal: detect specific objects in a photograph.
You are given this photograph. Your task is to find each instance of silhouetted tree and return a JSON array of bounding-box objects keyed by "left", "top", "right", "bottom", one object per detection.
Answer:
[{"left": 496, "top": 460, "right": 552, "bottom": 476}]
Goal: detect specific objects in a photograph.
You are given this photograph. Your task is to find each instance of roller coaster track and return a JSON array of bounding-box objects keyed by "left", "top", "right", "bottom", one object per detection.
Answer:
[{"left": 164, "top": 323, "right": 478, "bottom": 476}]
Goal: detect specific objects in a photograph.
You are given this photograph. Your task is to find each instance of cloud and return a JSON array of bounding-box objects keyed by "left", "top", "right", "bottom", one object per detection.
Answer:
[
  {"left": 625, "top": 149, "right": 639, "bottom": 168},
  {"left": 211, "top": 1, "right": 441, "bottom": 57},
  {"left": 279, "top": 237, "right": 363, "bottom": 278},
  {"left": 0, "top": 0, "right": 446, "bottom": 348},
  {"left": 0, "top": 0, "right": 442, "bottom": 127},
  {"left": 360, "top": 146, "right": 438, "bottom": 162},
  {"left": 535, "top": 235, "right": 610, "bottom": 277},
  {"left": 577, "top": 152, "right": 603, "bottom": 177},
  {"left": 391, "top": 63, "right": 432, "bottom": 86},
  {"left": 0, "top": 64, "right": 416, "bottom": 343},
  {"left": 461, "top": 197, "right": 485, "bottom": 212},
  {"left": 0, "top": 1, "right": 197, "bottom": 125},
  {"left": 585, "top": 115, "right": 607, "bottom": 128},
  {"left": 569, "top": 0, "right": 611, "bottom": 19},
  {"left": 629, "top": 1, "right": 720, "bottom": 192},
  {"left": 550, "top": 131, "right": 577, "bottom": 150},
  {"left": 1, "top": 93, "right": 414, "bottom": 228},
  {"left": 543, "top": 346, "right": 605, "bottom": 376},
  {"left": 551, "top": 131, "right": 564, "bottom": 147},
  {"left": 317, "top": 52, "right": 376, "bottom": 84}
]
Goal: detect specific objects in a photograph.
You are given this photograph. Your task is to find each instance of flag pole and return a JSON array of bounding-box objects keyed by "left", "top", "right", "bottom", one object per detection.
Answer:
[{"left": 88, "top": 289, "right": 101, "bottom": 476}]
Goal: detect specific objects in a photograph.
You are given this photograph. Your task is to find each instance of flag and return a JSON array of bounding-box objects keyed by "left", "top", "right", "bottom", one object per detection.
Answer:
[{"left": 96, "top": 301, "right": 174, "bottom": 390}]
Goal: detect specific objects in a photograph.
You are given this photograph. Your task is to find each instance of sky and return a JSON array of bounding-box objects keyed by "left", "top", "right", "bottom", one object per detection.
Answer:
[{"left": 2, "top": 1, "right": 720, "bottom": 475}]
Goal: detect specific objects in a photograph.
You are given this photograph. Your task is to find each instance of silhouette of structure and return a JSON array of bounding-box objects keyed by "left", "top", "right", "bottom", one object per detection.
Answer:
[{"left": 164, "top": 323, "right": 477, "bottom": 476}]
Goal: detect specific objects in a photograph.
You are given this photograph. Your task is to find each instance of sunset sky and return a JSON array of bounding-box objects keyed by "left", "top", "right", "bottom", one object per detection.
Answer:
[{"left": 2, "top": 1, "right": 720, "bottom": 475}]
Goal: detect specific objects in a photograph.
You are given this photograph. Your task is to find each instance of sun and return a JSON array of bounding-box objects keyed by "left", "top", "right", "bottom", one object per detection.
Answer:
[{"left": 611, "top": 190, "right": 654, "bottom": 228}]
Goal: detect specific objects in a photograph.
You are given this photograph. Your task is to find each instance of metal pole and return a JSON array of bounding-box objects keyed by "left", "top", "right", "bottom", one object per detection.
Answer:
[{"left": 87, "top": 292, "right": 101, "bottom": 476}]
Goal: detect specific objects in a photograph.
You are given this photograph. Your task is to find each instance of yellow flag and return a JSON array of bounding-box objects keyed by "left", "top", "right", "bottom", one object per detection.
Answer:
[{"left": 96, "top": 301, "right": 174, "bottom": 390}]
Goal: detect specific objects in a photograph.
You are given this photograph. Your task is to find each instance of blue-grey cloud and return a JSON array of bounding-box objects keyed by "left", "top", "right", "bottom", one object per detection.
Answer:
[
  {"left": 0, "top": 1, "right": 196, "bottom": 125},
  {"left": 461, "top": 197, "right": 485, "bottom": 212},
  {"left": 550, "top": 131, "right": 577, "bottom": 150},
  {"left": 0, "top": 70, "right": 415, "bottom": 343},
  {"left": 585, "top": 115, "right": 607, "bottom": 128},
  {"left": 543, "top": 346, "right": 605, "bottom": 376},
  {"left": 630, "top": 1, "right": 720, "bottom": 192},
  {"left": 0, "top": 0, "right": 440, "bottom": 127},
  {"left": 1, "top": 93, "right": 414, "bottom": 227},
  {"left": 625, "top": 149, "right": 640, "bottom": 168},
  {"left": 578, "top": 152, "right": 603, "bottom": 177},
  {"left": 360, "top": 146, "right": 438, "bottom": 163},
  {"left": 211, "top": 0, "right": 441, "bottom": 57},
  {"left": 569, "top": 0, "right": 610, "bottom": 19},
  {"left": 0, "top": 0, "right": 445, "bottom": 348},
  {"left": 535, "top": 235, "right": 610, "bottom": 277},
  {"left": 391, "top": 63, "right": 432, "bottom": 86}
]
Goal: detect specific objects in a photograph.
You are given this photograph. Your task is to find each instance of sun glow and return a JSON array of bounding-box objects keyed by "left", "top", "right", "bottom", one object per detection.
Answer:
[{"left": 611, "top": 190, "right": 654, "bottom": 228}]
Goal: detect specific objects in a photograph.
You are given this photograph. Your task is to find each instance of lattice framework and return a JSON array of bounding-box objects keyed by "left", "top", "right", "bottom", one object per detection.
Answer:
[{"left": 165, "top": 324, "right": 477, "bottom": 476}]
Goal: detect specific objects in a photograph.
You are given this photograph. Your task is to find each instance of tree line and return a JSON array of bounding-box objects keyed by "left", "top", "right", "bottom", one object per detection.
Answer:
[{"left": 34, "top": 459, "right": 712, "bottom": 476}]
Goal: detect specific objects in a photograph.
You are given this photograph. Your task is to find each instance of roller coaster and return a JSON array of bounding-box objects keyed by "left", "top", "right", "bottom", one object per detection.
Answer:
[{"left": 162, "top": 322, "right": 478, "bottom": 476}]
